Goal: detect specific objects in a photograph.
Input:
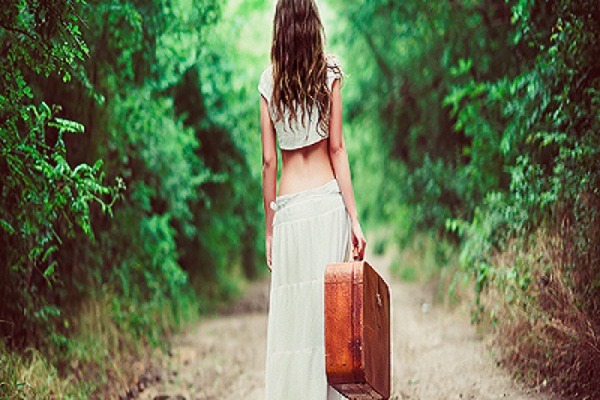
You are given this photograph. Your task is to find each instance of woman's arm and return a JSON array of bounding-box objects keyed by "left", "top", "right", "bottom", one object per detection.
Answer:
[
  {"left": 260, "top": 96, "right": 277, "bottom": 270},
  {"left": 328, "top": 80, "right": 367, "bottom": 259}
]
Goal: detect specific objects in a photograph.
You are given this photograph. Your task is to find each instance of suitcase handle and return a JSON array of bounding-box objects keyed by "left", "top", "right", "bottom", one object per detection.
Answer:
[{"left": 352, "top": 247, "right": 363, "bottom": 261}]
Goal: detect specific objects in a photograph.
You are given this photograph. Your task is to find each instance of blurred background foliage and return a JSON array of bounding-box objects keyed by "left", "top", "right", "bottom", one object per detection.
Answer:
[
  {"left": 329, "top": 0, "right": 598, "bottom": 396},
  {"left": 0, "top": 0, "right": 598, "bottom": 397},
  {"left": 1, "top": 0, "right": 263, "bottom": 396}
]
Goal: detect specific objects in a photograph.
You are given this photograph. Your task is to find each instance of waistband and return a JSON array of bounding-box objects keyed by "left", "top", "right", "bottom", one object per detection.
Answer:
[{"left": 270, "top": 179, "right": 341, "bottom": 212}]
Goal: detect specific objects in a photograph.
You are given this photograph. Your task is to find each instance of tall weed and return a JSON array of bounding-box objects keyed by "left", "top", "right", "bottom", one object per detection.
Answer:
[{"left": 484, "top": 224, "right": 599, "bottom": 396}]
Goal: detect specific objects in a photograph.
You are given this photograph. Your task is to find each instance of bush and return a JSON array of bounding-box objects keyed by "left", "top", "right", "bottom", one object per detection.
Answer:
[{"left": 446, "top": 0, "right": 600, "bottom": 395}]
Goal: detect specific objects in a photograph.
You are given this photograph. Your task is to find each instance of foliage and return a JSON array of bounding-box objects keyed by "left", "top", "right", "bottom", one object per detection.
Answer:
[
  {"left": 447, "top": 1, "right": 599, "bottom": 394},
  {"left": 333, "top": 0, "right": 599, "bottom": 396},
  {"left": 330, "top": 0, "right": 515, "bottom": 235},
  {"left": 0, "top": 0, "right": 122, "bottom": 348},
  {"left": 1, "top": 0, "right": 264, "bottom": 396},
  {"left": 2, "top": 0, "right": 598, "bottom": 397}
]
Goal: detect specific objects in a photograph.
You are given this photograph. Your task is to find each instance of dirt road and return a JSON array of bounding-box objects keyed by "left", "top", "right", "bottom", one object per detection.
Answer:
[{"left": 139, "top": 248, "right": 554, "bottom": 400}]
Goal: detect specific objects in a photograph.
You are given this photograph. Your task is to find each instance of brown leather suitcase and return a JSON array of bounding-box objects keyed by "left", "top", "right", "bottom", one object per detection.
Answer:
[{"left": 324, "top": 260, "right": 391, "bottom": 399}]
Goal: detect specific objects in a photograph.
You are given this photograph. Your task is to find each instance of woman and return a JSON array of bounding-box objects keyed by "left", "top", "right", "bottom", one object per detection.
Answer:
[{"left": 259, "top": 0, "right": 366, "bottom": 398}]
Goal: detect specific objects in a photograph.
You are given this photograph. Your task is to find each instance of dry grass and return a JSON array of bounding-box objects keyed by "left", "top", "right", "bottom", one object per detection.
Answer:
[
  {"left": 484, "top": 223, "right": 600, "bottom": 398},
  {"left": 63, "top": 295, "right": 152, "bottom": 399},
  {"left": 0, "top": 290, "right": 189, "bottom": 399},
  {"left": 0, "top": 343, "right": 85, "bottom": 399}
]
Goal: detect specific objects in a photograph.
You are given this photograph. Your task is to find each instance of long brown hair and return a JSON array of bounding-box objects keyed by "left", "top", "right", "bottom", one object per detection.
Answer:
[{"left": 271, "top": 0, "right": 340, "bottom": 134}]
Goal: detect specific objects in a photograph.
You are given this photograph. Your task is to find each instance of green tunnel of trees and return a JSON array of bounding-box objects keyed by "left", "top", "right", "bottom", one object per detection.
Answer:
[{"left": 1, "top": 0, "right": 598, "bottom": 397}]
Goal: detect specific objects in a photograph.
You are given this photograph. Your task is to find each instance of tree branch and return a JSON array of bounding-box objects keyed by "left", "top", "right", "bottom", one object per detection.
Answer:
[{"left": 0, "top": 23, "right": 44, "bottom": 48}]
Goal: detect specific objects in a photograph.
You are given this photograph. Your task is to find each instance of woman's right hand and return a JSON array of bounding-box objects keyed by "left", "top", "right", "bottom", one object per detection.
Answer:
[
  {"left": 266, "top": 235, "right": 273, "bottom": 271},
  {"left": 351, "top": 220, "right": 366, "bottom": 261}
]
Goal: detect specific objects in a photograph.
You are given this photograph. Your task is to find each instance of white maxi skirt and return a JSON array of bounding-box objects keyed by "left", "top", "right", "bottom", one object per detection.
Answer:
[{"left": 265, "top": 179, "right": 351, "bottom": 400}]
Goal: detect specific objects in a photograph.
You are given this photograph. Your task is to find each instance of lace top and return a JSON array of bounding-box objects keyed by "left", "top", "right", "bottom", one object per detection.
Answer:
[{"left": 258, "top": 58, "right": 343, "bottom": 150}]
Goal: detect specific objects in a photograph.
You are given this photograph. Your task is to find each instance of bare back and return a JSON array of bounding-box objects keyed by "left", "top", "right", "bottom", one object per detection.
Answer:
[{"left": 278, "top": 139, "right": 335, "bottom": 196}]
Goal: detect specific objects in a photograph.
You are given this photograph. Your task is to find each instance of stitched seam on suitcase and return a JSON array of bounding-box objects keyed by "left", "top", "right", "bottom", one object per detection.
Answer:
[{"left": 352, "top": 262, "right": 361, "bottom": 383}]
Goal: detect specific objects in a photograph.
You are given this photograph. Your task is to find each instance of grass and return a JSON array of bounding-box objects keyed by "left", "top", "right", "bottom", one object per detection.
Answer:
[
  {"left": 383, "top": 219, "right": 599, "bottom": 398},
  {"left": 484, "top": 227, "right": 600, "bottom": 397},
  {"left": 0, "top": 344, "right": 86, "bottom": 399},
  {"left": 385, "top": 231, "right": 465, "bottom": 306},
  {"left": 0, "top": 254, "right": 249, "bottom": 400},
  {"left": 0, "top": 288, "right": 200, "bottom": 399}
]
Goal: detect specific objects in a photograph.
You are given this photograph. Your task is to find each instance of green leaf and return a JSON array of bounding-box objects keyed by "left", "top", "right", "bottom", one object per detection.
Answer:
[
  {"left": 48, "top": 118, "right": 85, "bottom": 134},
  {"left": 43, "top": 261, "right": 57, "bottom": 277},
  {"left": 42, "top": 245, "right": 58, "bottom": 262},
  {"left": 0, "top": 219, "right": 16, "bottom": 235}
]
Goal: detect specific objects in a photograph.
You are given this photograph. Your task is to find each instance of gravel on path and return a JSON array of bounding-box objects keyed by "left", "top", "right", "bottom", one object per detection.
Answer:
[{"left": 139, "top": 246, "right": 554, "bottom": 400}]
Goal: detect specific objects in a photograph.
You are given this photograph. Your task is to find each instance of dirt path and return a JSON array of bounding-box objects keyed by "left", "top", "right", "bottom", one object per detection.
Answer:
[{"left": 139, "top": 248, "right": 554, "bottom": 400}]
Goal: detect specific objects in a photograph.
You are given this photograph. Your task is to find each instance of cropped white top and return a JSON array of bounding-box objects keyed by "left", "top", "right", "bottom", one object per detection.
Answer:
[{"left": 258, "top": 58, "right": 343, "bottom": 150}]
